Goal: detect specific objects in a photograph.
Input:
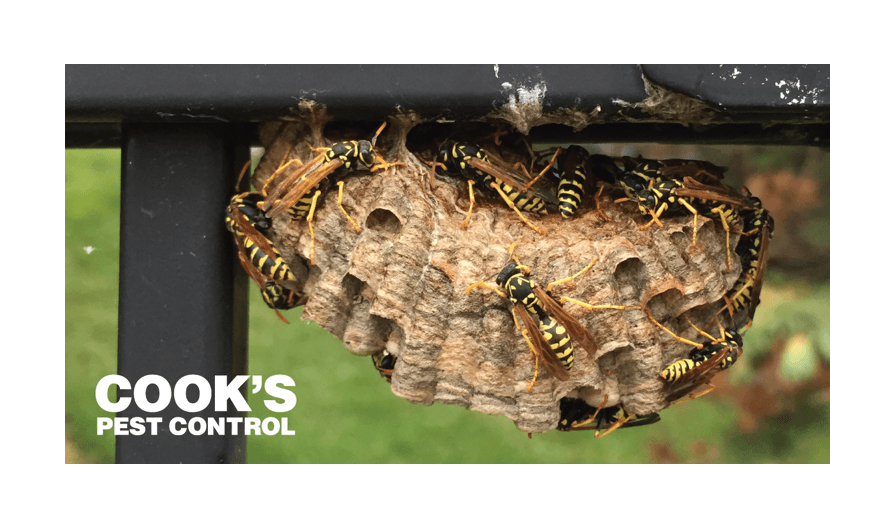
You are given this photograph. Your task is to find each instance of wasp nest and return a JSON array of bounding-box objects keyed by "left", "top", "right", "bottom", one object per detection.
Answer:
[{"left": 252, "top": 110, "right": 742, "bottom": 433}]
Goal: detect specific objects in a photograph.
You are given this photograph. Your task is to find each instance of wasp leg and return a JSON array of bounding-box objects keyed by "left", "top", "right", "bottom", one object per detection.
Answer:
[
  {"left": 560, "top": 297, "right": 627, "bottom": 311},
  {"left": 546, "top": 256, "right": 598, "bottom": 293},
  {"left": 372, "top": 156, "right": 404, "bottom": 172},
  {"left": 582, "top": 395, "right": 610, "bottom": 435},
  {"left": 235, "top": 159, "right": 252, "bottom": 192},
  {"left": 639, "top": 202, "right": 667, "bottom": 230},
  {"left": 644, "top": 309, "right": 703, "bottom": 348},
  {"left": 523, "top": 147, "right": 561, "bottom": 192},
  {"left": 594, "top": 182, "right": 612, "bottom": 222},
  {"left": 306, "top": 142, "right": 330, "bottom": 154},
  {"left": 336, "top": 181, "right": 362, "bottom": 234},
  {"left": 670, "top": 382, "right": 715, "bottom": 407},
  {"left": 683, "top": 314, "right": 719, "bottom": 342},
  {"left": 718, "top": 277, "right": 754, "bottom": 319},
  {"left": 465, "top": 279, "right": 508, "bottom": 298},
  {"left": 710, "top": 205, "right": 734, "bottom": 271},
  {"left": 596, "top": 413, "right": 635, "bottom": 439},
  {"left": 678, "top": 198, "right": 700, "bottom": 246},
  {"left": 306, "top": 190, "right": 322, "bottom": 266},
  {"left": 461, "top": 180, "right": 476, "bottom": 229},
  {"left": 476, "top": 124, "right": 508, "bottom": 146},
  {"left": 507, "top": 242, "right": 532, "bottom": 275},
  {"left": 427, "top": 161, "right": 447, "bottom": 190},
  {"left": 488, "top": 182, "right": 544, "bottom": 234}
]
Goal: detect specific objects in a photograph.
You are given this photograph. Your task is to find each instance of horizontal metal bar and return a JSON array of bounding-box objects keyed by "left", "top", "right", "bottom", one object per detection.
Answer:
[
  {"left": 67, "top": 121, "right": 829, "bottom": 149},
  {"left": 66, "top": 65, "right": 829, "bottom": 124}
]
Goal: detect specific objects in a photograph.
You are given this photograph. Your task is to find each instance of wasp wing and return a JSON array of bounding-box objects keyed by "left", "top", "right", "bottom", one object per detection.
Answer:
[
  {"left": 513, "top": 304, "right": 571, "bottom": 382},
  {"left": 747, "top": 222, "right": 772, "bottom": 321},
  {"left": 673, "top": 177, "right": 755, "bottom": 209},
  {"left": 263, "top": 153, "right": 345, "bottom": 219},
  {"left": 657, "top": 159, "right": 727, "bottom": 181},
  {"left": 622, "top": 413, "right": 661, "bottom": 428},
  {"left": 533, "top": 285, "right": 598, "bottom": 356},
  {"left": 671, "top": 343, "right": 731, "bottom": 388},
  {"left": 467, "top": 156, "right": 558, "bottom": 205},
  {"left": 262, "top": 152, "right": 326, "bottom": 205}
]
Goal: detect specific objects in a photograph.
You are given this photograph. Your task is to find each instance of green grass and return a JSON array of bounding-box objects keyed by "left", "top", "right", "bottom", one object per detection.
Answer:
[{"left": 66, "top": 149, "right": 829, "bottom": 463}]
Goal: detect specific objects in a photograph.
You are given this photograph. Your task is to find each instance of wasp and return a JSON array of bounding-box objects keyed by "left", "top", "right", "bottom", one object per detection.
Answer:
[
  {"left": 432, "top": 141, "right": 556, "bottom": 234},
  {"left": 609, "top": 157, "right": 703, "bottom": 232},
  {"left": 615, "top": 157, "right": 663, "bottom": 201},
  {"left": 550, "top": 146, "right": 619, "bottom": 220},
  {"left": 660, "top": 327, "right": 743, "bottom": 384},
  {"left": 648, "top": 313, "right": 744, "bottom": 403},
  {"left": 371, "top": 350, "right": 397, "bottom": 383},
  {"left": 718, "top": 194, "right": 775, "bottom": 326},
  {"left": 465, "top": 247, "right": 608, "bottom": 390},
  {"left": 260, "top": 122, "right": 401, "bottom": 265},
  {"left": 225, "top": 161, "right": 304, "bottom": 324},
  {"left": 557, "top": 396, "right": 660, "bottom": 439},
  {"left": 669, "top": 176, "right": 758, "bottom": 270}
]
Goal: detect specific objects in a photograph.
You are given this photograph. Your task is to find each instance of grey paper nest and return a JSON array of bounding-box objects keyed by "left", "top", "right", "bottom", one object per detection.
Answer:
[{"left": 251, "top": 112, "right": 742, "bottom": 433}]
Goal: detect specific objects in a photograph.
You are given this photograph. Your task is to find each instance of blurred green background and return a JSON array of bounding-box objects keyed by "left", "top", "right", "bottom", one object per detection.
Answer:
[{"left": 65, "top": 144, "right": 829, "bottom": 464}]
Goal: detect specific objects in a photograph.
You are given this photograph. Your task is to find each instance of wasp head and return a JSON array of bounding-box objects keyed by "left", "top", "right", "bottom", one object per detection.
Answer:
[
  {"left": 355, "top": 140, "right": 376, "bottom": 169},
  {"left": 495, "top": 262, "right": 525, "bottom": 290},
  {"left": 724, "top": 328, "right": 744, "bottom": 347},
  {"left": 636, "top": 190, "right": 658, "bottom": 215}
]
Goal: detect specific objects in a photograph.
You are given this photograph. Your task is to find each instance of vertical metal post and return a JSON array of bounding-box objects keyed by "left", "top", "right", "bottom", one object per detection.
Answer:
[{"left": 117, "top": 123, "right": 249, "bottom": 463}]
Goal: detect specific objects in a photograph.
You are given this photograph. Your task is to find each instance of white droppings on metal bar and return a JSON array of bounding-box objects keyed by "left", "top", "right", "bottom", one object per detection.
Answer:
[{"left": 515, "top": 82, "right": 547, "bottom": 105}]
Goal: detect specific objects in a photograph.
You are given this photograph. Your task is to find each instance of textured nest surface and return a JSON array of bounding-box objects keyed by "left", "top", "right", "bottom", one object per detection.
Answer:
[{"left": 251, "top": 110, "right": 743, "bottom": 433}]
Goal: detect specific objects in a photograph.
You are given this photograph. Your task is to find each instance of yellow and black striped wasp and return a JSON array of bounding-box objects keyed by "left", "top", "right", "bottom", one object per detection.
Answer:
[
  {"left": 669, "top": 175, "right": 758, "bottom": 270},
  {"left": 226, "top": 162, "right": 303, "bottom": 323},
  {"left": 649, "top": 313, "right": 744, "bottom": 403},
  {"left": 466, "top": 246, "right": 617, "bottom": 390},
  {"left": 546, "top": 145, "right": 619, "bottom": 220},
  {"left": 557, "top": 396, "right": 661, "bottom": 439},
  {"left": 614, "top": 156, "right": 662, "bottom": 201},
  {"left": 432, "top": 140, "right": 558, "bottom": 234},
  {"left": 615, "top": 157, "right": 753, "bottom": 271},
  {"left": 717, "top": 193, "right": 775, "bottom": 327},
  {"left": 371, "top": 350, "right": 397, "bottom": 383},
  {"left": 260, "top": 122, "right": 402, "bottom": 265},
  {"left": 610, "top": 157, "right": 704, "bottom": 235}
]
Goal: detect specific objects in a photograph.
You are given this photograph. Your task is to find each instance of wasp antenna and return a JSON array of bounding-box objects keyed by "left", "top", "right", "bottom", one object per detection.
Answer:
[
  {"left": 235, "top": 159, "right": 252, "bottom": 192},
  {"left": 371, "top": 120, "right": 388, "bottom": 147},
  {"left": 275, "top": 310, "right": 290, "bottom": 324}
]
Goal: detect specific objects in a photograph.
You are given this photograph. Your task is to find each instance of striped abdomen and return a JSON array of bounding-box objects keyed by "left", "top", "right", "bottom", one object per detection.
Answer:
[
  {"left": 660, "top": 339, "right": 739, "bottom": 382},
  {"left": 487, "top": 178, "right": 547, "bottom": 214},
  {"left": 558, "top": 165, "right": 588, "bottom": 217},
  {"left": 539, "top": 315, "right": 574, "bottom": 370},
  {"left": 245, "top": 238, "right": 295, "bottom": 281},
  {"left": 697, "top": 200, "right": 741, "bottom": 227},
  {"left": 438, "top": 141, "right": 547, "bottom": 214},
  {"left": 727, "top": 274, "right": 755, "bottom": 314},
  {"left": 261, "top": 281, "right": 301, "bottom": 310},
  {"left": 660, "top": 358, "right": 699, "bottom": 383}
]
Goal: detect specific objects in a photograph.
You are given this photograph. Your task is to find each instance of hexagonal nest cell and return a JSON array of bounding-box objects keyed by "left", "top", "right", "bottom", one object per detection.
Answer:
[{"left": 246, "top": 107, "right": 749, "bottom": 434}]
